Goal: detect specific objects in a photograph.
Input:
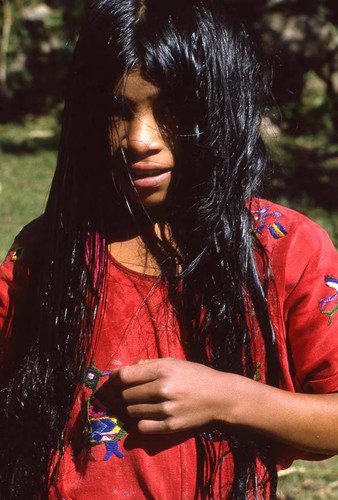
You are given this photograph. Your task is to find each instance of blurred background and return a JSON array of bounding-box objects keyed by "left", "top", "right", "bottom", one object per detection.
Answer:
[{"left": 0, "top": 1, "right": 337, "bottom": 496}]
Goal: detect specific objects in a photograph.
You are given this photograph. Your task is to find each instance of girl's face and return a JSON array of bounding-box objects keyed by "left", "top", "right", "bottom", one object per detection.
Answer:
[{"left": 110, "top": 69, "right": 178, "bottom": 207}]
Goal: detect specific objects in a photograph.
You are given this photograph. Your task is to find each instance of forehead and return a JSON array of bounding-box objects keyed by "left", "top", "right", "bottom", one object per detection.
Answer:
[{"left": 114, "top": 69, "right": 160, "bottom": 102}]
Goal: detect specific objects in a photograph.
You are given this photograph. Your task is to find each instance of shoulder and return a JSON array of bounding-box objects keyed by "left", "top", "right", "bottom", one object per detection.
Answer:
[
  {"left": 2, "top": 216, "right": 44, "bottom": 268},
  {"left": 250, "top": 198, "right": 336, "bottom": 266},
  {"left": 0, "top": 216, "right": 45, "bottom": 298},
  {"left": 250, "top": 198, "right": 331, "bottom": 245},
  {"left": 10, "top": 216, "right": 44, "bottom": 255},
  {"left": 251, "top": 198, "right": 337, "bottom": 304}
]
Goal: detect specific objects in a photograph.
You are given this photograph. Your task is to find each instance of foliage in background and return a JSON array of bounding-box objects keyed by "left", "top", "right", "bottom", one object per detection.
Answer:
[
  {"left": 1, "top": 0, "right": 338, "bottom": 126},
  {"left": 0, "top": 0, "right": 84, "bottom": 118}
]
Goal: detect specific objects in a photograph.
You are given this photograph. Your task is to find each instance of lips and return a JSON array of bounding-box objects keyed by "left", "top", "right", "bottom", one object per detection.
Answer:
[
  {"left": 130, "top": 163, "right": 173, "bottom": 188},
  {"left": 132, "top": 168, "right": 171, "bottom": 179}
]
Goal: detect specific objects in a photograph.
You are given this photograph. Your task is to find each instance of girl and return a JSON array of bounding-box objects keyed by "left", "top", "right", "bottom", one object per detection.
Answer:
[{"left": 1, "top": 1, "right": 338, "bottom": 498}]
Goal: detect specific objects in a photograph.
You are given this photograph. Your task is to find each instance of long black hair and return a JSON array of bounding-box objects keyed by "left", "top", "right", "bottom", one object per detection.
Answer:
[{"left": 0, "top": 1, "right": 282, "bottom": 498}]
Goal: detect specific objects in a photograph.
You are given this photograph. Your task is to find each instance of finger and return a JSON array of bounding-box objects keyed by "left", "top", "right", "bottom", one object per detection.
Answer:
[
  {"left": 126, "top": 402, "right": 170, "bottom": 419},
  {"left": 95, "top": 379, "right": 124, "bottom": 407},
  {"left": 132, "top": 358, "right": 158, "bottom": 366},
  {"left": 109, "top": 359, "right": 167, "bottom": 387},
  {"left": 121, "top": 380, "right": 167, "bottom": 404},
  {"left": 137, "top": 418, "right": 177, "bottom": 434}
]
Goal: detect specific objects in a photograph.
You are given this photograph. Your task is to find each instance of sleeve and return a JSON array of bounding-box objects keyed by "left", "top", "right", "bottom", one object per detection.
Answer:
[
  {"left": 283, "top": 220, "right": 338, "bottom": 394},
  {"left": 0, "top": 233, "right": 31, "bottom": 365}
]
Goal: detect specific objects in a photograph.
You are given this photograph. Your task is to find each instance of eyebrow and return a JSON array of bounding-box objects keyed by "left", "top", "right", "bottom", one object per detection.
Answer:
[{"left": 112, "top": 91, "right": 168, "bottom": 105}]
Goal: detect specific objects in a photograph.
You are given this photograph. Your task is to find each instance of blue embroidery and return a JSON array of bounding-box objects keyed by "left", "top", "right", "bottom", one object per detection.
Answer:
[{"left": 252, "top": 206, "right": 288, "bottom": 239}]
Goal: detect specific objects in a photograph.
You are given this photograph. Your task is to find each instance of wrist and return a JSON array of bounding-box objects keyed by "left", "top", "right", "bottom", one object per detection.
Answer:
[{"left": 211, "top": 371, "right": 256, "bottom": 427}]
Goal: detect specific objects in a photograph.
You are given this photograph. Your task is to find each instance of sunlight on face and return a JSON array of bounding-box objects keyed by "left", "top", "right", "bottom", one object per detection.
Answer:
[{"left": 110, "top": 69, "right": 178, "bottom": 207}]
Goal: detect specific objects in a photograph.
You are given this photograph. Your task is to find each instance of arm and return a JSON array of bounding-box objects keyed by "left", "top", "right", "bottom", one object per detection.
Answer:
[
  {"left": 108, "top": 357, "right": 338, "bottom": 455},
  {"left": 224, "top": 371, "right": 338, "bottom": 454}
]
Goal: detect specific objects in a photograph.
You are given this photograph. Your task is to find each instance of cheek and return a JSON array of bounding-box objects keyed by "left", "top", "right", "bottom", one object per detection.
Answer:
[
  {"left": 167, "top": 138, "right": 179, "bottom": 169},
  {"left": 109, "top": 121, "right": 125, "bottom": 155}
]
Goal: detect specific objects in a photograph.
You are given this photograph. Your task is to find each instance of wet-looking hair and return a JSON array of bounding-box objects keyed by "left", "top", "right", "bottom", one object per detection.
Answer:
[{"left": 0, "top": 1, "right": 282, "bottom": 498}]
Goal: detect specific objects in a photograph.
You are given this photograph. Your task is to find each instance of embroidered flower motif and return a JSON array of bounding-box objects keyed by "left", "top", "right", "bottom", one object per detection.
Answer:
[
  {"left": 83, "top": 361, "right": 127, "bottom": 460},
  {"left": 251, "top": 206, "right": 288, "bottom": 239},
  {"left": 319, "top": 276, "right": 338, "bottom": 326}
]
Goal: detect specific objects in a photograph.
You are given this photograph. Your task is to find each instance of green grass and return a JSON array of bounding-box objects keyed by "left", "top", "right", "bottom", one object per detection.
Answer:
[
  {"left": 278, "top": 456, "right": 338, "bottom": 499},
  {"left": 0, "top": 114, "right": 58, "bottom": 260}
]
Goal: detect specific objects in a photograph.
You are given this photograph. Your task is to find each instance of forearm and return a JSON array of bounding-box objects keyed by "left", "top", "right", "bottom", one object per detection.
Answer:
[
  {"left": 110, "top": 357, "right": 338, "bottom": 452},
  {"left": 217, "top": 372, "right": 338, "bottom": 454}
]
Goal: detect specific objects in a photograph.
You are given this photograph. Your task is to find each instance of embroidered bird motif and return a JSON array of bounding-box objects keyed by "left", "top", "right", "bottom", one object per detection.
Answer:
[{"left": 252, "top": 206, "right": 288, "bottom": 239}]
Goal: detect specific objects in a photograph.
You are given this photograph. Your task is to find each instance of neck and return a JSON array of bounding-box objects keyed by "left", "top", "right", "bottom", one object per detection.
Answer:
[
  {"left": 106, "top": 203, "right": 172, "bottom": 276},
  {"left": 105, "top": 201, "right": 170, "bottom": 242}
]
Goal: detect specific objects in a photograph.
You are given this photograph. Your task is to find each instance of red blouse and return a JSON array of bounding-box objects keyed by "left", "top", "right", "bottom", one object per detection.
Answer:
[{"left": 1, "top": 200, "right": 338, "bottom": 499}]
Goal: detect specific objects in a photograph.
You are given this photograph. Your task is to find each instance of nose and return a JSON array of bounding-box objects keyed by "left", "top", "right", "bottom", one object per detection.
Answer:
[{"left": 123, "top": 113, "right": 162, "bottom": 157}]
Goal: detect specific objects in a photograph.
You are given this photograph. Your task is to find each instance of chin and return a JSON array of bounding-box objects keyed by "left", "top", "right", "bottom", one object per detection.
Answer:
[
  {"left": 134, "top": 195, "right": 168, "bottom": 207},
  {"left": 127, "top": 187, "right": 170, "bottom": 207}
]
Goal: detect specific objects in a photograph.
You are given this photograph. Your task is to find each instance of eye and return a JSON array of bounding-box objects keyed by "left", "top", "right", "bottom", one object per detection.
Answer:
[
  {"left": 109, "top": 96, "right": 133, "bottom": 121},
  {"left": 155, "top": 100, "right": 179, "bottom": 130}
]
